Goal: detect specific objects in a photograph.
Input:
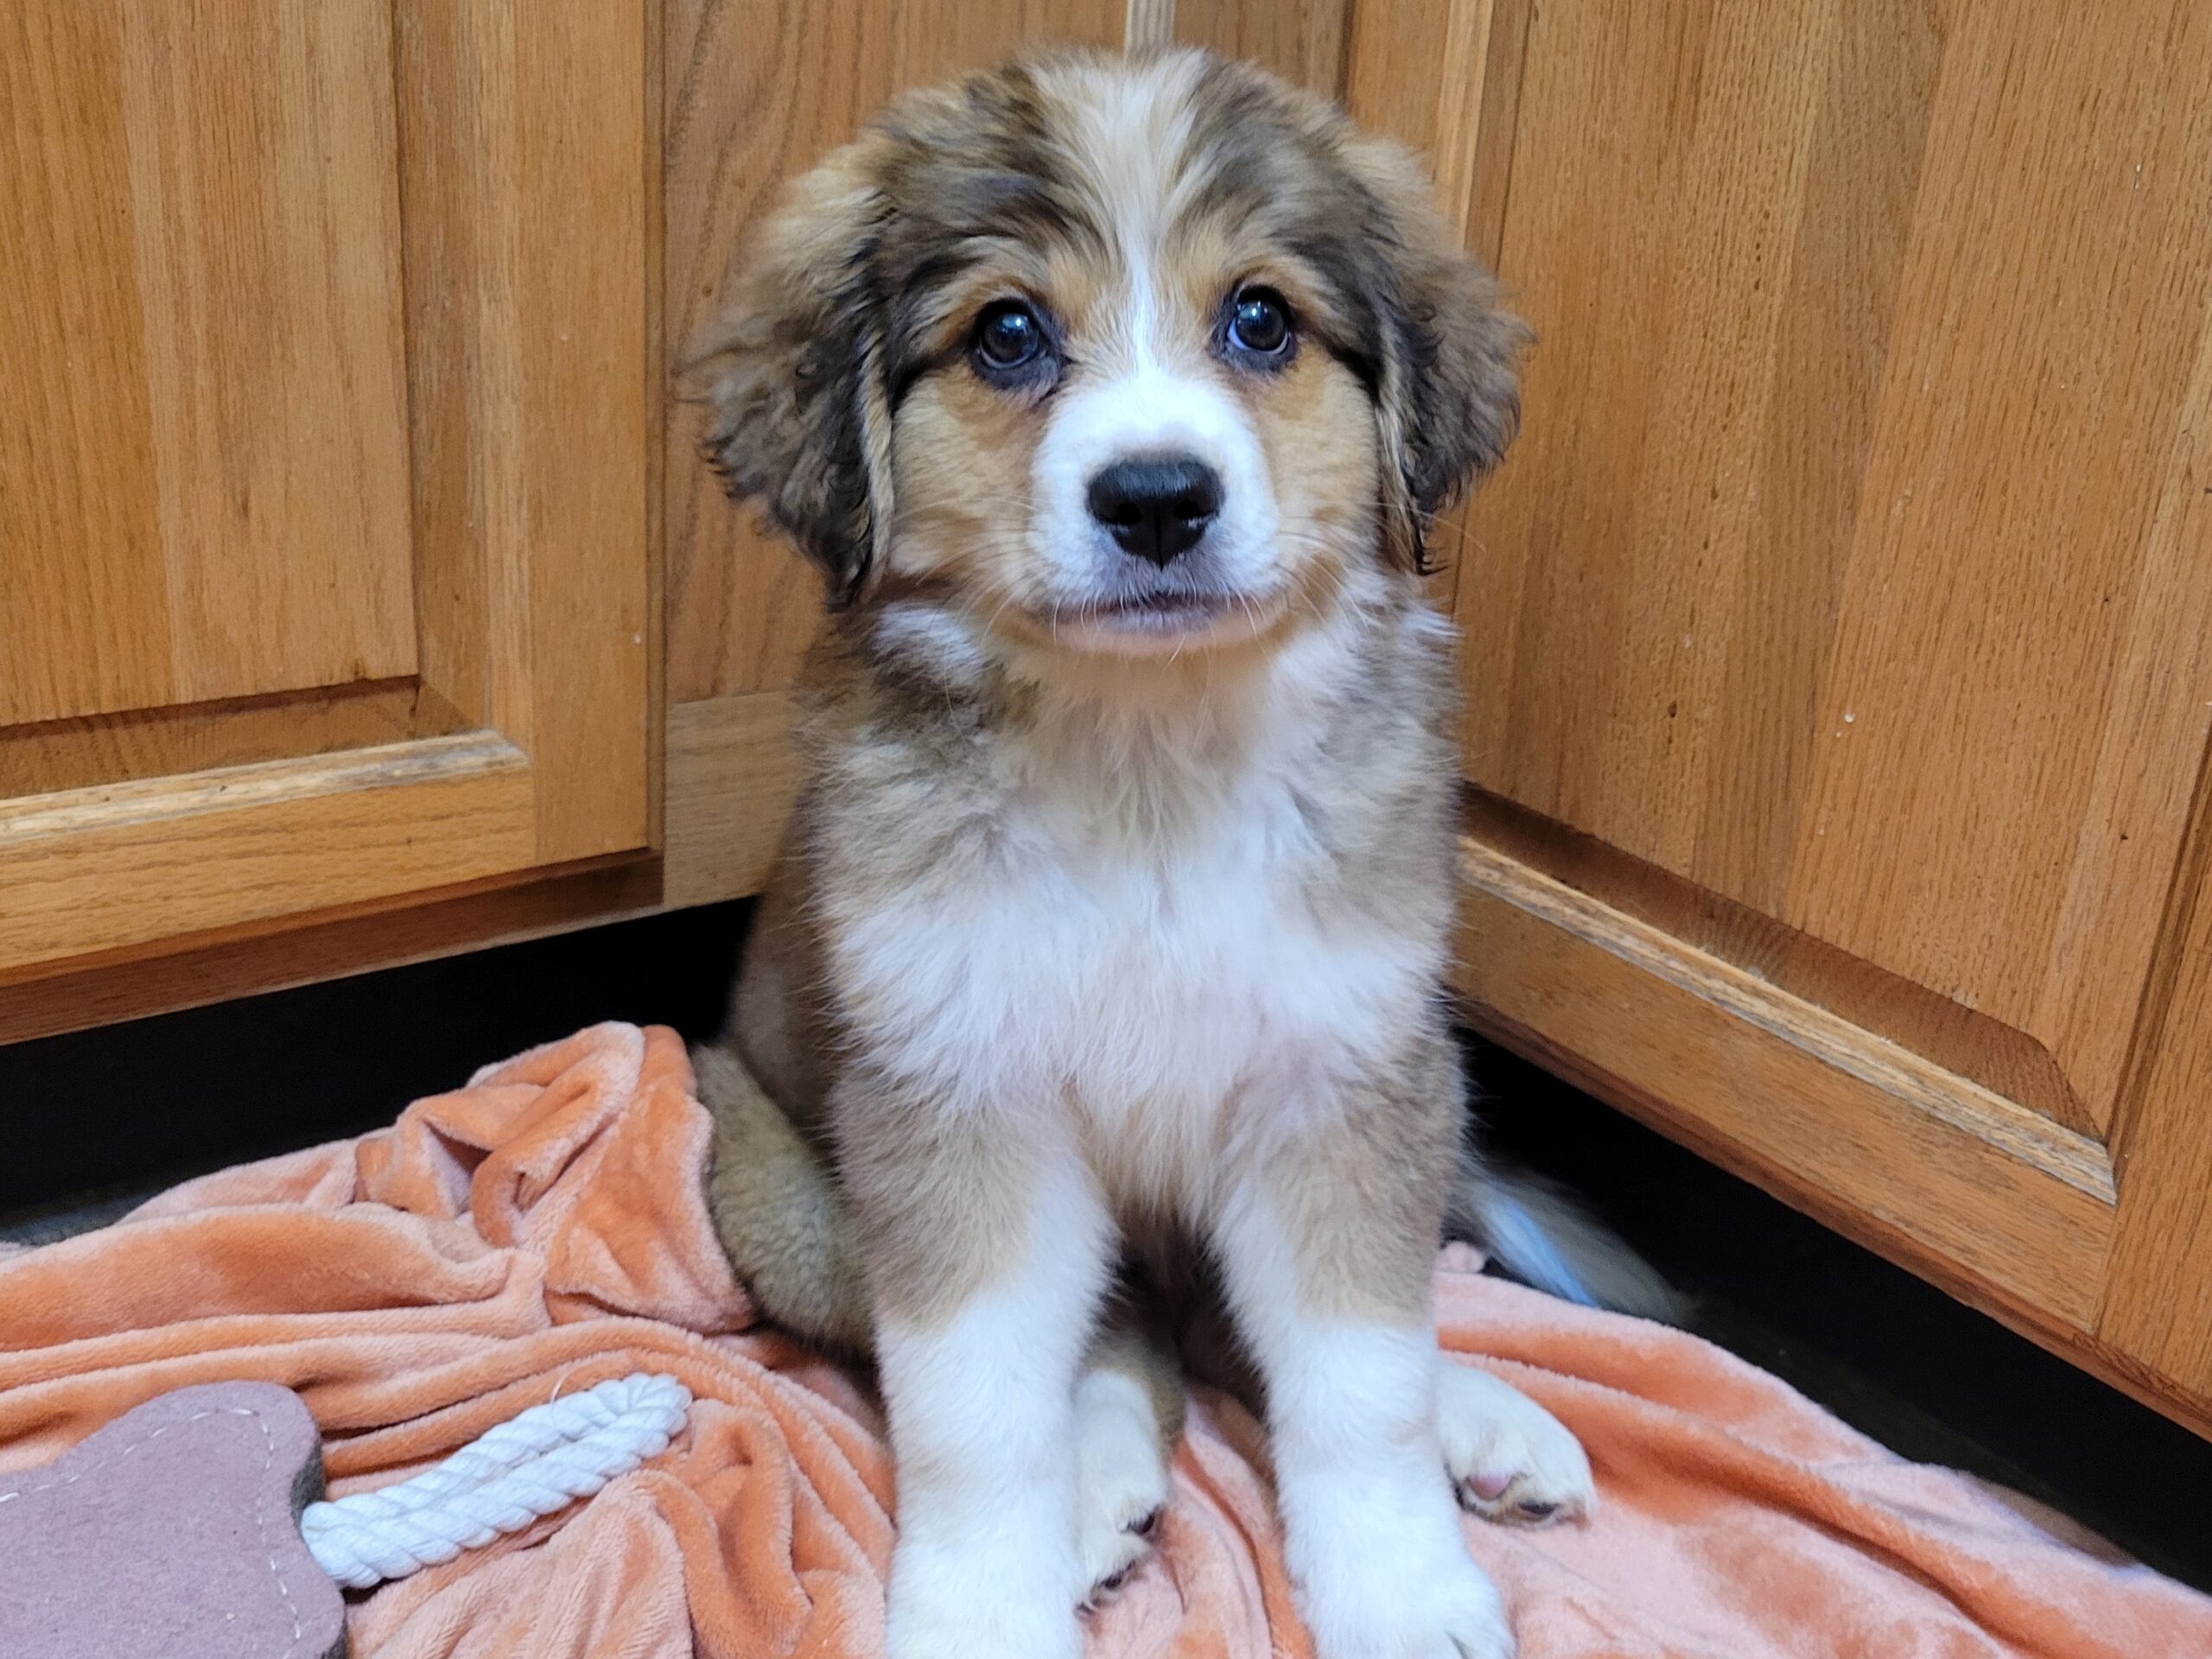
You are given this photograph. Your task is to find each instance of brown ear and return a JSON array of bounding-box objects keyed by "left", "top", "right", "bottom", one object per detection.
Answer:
[
  {"left": 1345, "top": 136, "right": 1530, "bottom": 573},
  {"left": 680, "top": 144, "right": 893, "bottom": 607}
]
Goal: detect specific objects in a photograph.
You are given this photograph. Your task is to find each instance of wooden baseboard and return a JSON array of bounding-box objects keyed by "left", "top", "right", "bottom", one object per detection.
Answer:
[{"left": 0, "top": 855, "right": 666, "bottom": 1047}]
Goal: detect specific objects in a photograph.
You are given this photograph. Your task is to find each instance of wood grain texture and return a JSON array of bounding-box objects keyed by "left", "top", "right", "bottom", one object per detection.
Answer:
[
  {"left": 1453, "top": 0, "right": 2212, "bottom": 1140},
  {"left": 0, "top": 3, "right": 168, "bottom": 727},
  {"left": 1783, "top": 0, "right": 2212, "bottom": 1139},
  {"left": 1464, "top": 788, "right": 2094, "bottom": 1130},
  {"left": 2096, "top": 753, "right": 2212, "bottom": 1397},
  {"left": 663, "top": 0, "right": 1128, "bottom": 704},
  {"left": 1178, "top": 0, "right": 1347, "bottom": 92},
  {"left": 1125, "top": 0, "right": 1178, "bottom": 54},
  {"left": 663, "top": 691, "right": 802, "bottom": 907},
  {"left": 0, "top": 0, "right": 653, "bottom": 983},
  {"left": 0, "top": 682, "right": 467, "bottom": 798},
  {"left": 0, "top": 0, "right": 416, "bottom": 727},
  {"left": 394, "top": 0, "right": 653, "bottom": 864},
  {"left": 0, "top": 857, "right": 665, "bottom": 1048},
  {"left": 0, "top": 737, "right": 534, "bottom": 976},
  {"left": 1453, "top": 847, "right": 2212, "bottom": 1436},
  {"left": 1344, "top": 0, "right": 1522, "bottom": 254},
  {"left": 1451, "top": 838, "right": 2116, "bottom": 1332}
]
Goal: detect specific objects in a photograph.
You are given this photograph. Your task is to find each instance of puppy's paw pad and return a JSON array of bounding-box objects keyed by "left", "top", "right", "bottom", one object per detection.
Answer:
[
  {"left": 1075, "top": 1370, "right": 1172, "bottom": 1606},
  {"left": 1438, "top": 1362, "right": 1594, "bottom": 1528}
]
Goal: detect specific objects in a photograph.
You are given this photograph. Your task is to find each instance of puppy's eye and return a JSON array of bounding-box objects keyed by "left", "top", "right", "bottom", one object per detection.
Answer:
[
  {"left": 972, "top": 301, "right": 1046, "bottom": 377},
  {"left": 1224, "top": 287, "right": 1294, "bottom": 365}
]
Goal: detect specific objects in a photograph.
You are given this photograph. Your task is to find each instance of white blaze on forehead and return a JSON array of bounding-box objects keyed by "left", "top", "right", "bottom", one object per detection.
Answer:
[
  {"left": 1051, "top": 51, "right": 1211, "bottom": 373},
  {"left": 1027, "top": 57, "right": 1280, "bottom": 594}
]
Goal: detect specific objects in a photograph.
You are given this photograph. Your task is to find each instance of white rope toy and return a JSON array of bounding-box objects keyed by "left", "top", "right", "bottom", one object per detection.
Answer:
[{"left": 300, "top": 1373, "right": 692, "bottom": 1590}]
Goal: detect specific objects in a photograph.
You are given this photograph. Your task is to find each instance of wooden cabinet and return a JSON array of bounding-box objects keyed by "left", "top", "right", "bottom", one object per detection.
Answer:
[
  {"left": 4, "top": 0, "right": 2208, "bottom": 1438},
  {"left": 1319, "top": 0, "right": 2212, "bottom": 1434},
  {"left": 2, "top": 3, "right": 652, "bottom": 987},
  {"left": 0, "top": 0, "right": 1139, "bottom": 1029}
]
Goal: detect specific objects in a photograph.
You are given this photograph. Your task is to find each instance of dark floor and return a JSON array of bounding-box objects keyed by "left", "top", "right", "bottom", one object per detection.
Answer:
[{"left": 3, "top": 902, "right": 2209, "bottom": 1590}]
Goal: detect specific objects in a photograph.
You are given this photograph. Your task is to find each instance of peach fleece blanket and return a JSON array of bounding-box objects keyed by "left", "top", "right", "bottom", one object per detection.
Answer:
[{"left": 2, "top": 1021, "right": 2205, "bottom": 1658}]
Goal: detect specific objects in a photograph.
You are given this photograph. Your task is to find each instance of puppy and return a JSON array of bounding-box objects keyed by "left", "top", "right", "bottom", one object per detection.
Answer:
[{"left": 685, "top": 48, "right": 1659, "bottom": 1659}]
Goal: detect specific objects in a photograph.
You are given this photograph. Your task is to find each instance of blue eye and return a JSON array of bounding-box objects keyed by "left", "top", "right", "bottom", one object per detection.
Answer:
[
  {"left": 974, "top": 302, "right": 1044, "bottom": 372},
  {"left": 1226, "top": 288, "right": 1293, "bottom": 361}
]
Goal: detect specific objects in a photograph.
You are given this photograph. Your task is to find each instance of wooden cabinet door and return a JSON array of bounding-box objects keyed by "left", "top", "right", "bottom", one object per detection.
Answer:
[
  {"left": 1, "top": 3, "right": 651, "bottom": 981},
  {"left": 1341, "top": 0, "right": 2212, "bottom": 1429}
]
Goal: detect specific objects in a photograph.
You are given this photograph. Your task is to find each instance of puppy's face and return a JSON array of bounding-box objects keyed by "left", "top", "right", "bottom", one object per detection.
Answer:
[{"left": 690, "top": 51, "right": 1526, "bottom": 662}]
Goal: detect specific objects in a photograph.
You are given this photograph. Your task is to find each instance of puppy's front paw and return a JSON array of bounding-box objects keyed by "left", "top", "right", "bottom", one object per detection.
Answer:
[
  {"left": 886, "top": 1540, "right": 1084, "bottom": 1659},
  {"left": 1284, "top": 1453, "right": 1515, "bottom": 1659},
  {"left": 1438, "top": 1361, "right": 1593, "bottom": 1527},
  {"left": 1075, "top": 1370, "right": 1170, "bottom": 1607},
  {"left": 1297, "top": 1534, "right": 1514, "bottom": 1659}
]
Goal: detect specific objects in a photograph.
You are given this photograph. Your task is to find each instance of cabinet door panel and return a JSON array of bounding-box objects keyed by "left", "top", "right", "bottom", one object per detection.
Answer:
[
  {"left": 1439, "top": 0, "right": 2212, "bottom": 1147},
  {"left": 0, "top": 1, "right": 651, "bottom": 981},
  {"left": 0, "top": 0, "right": 416, "bottom": 727}
]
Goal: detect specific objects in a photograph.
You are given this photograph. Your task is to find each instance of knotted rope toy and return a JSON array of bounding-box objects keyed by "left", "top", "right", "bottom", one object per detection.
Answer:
[{"left": 0, "top": 1375, "right": 691, "bottom": 1658}]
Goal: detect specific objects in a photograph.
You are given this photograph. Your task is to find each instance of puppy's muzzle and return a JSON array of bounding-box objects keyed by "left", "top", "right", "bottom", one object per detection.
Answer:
[{"left": 1086, "top": 454, "right": 1223, "bottom": 568}]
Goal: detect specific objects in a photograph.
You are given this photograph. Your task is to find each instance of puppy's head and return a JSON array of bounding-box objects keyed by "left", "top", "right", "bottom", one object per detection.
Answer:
[{"left": 687, "top": 50, "right": 1526, "bottom": 661}]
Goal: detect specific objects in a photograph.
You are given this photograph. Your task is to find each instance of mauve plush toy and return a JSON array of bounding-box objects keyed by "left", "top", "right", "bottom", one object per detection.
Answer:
[
  {"left": 0, "top": 1372, "right": 690, "bottom": 1659},
  {"left": 0, "top": 1382, "right": 346, "bottom": 1659}
]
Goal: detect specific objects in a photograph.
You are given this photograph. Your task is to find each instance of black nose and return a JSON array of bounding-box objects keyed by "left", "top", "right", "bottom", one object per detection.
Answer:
[{"left": 1086, "top": 455, "right": 1223, "bottom": 567}]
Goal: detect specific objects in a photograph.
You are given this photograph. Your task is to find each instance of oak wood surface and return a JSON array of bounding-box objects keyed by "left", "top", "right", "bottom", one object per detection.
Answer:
[
  {"left": 0, "top": 1, "right": 416, "bottom": 728},
  {"left": 1339, "top": 0, "right": 2212, "bottom": 1436},
  {"left": 1450, "top": 838, "right": 2115, "bottom": 1331},
  {"left": 0, "top": 736, "right": 534, "bottom": 976},
  {"left": 0, "top": 683, "right": 467, "bottom": 799},
  {"left": 394, "top": 0, "right": 654, "bottom": 865},
  {"left": 0, "top": 857, "right": 667, "bottom": 1050},
  {"left": 1, "top": 1, "right": 655, "bottom": 979},
  {"left": 1178, "top": 0, "right": 1347, "bottom": 93},
  {"left": 1455, "top": 0, "right": 2212, "bottom": 1146},
  {"left": 664, "top": 692, "right": 803, "bottom": 908}
]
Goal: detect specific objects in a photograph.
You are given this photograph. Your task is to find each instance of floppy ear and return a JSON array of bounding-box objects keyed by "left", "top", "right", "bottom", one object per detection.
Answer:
[
  {"left": 1347, "top": 137, "right": 1531, "bottom": 573},
  {"left": 681, "top": 144, "right": 893, "bottom": 607}
]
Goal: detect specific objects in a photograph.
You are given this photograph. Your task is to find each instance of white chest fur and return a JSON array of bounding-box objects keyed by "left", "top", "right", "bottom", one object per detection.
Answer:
[{"left": 826, "top": 730, "right": 1446, "bottom": 1214}]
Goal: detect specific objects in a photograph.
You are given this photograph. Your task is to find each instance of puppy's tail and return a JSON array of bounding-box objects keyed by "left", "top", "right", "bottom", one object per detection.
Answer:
[{"left": 1446, "top": 1154, "right": 1688, "bottom": 1325}]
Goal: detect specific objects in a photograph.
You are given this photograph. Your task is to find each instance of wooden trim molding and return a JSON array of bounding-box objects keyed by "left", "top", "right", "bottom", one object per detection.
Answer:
[
  {"left": 0, "top": 690, "right": 804, "bottom": 1048},
  {"left": 0, "top": 855, "right": 664, "bottom": 1049},
  {"left": 1126, "top": 0, "right": 1177, "bottom": 53},
  {"left": 1450, "top": 835, "right": 2118, "bottom": 1332},
  {"left": 663, "top": 692, "right": 802, "bottom": 907},
  {"left": 0, "top": 736, "right": 535, "bottom": 978}
]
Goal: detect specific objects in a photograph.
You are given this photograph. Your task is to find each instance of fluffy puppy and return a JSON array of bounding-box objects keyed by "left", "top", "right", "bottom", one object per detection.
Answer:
[{"left": 685, "top": 48, "right": 1651, "bottom": 1659}]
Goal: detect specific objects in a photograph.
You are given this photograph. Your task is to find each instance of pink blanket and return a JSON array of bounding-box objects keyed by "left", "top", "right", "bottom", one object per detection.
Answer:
[{"left": 1, "top": 1022, "right": 2203, "bottom": 1656}]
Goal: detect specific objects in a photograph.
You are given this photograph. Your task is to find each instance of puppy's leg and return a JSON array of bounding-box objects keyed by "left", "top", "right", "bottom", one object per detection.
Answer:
[
  {"left": 1211, "top": 1052, "right": 1512, "bottom": 1659},
  {"left": 841, "top": 1087, "right": 1114, "bottom": 1659},
  {"left": 1076, "top": 1301, "right": 1183, "bottom": 1607}
]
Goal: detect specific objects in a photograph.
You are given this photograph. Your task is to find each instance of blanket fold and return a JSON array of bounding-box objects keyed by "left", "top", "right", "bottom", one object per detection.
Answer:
[{"left": 1, "top": 1020, "right": 2202, "bottom": 1657}]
